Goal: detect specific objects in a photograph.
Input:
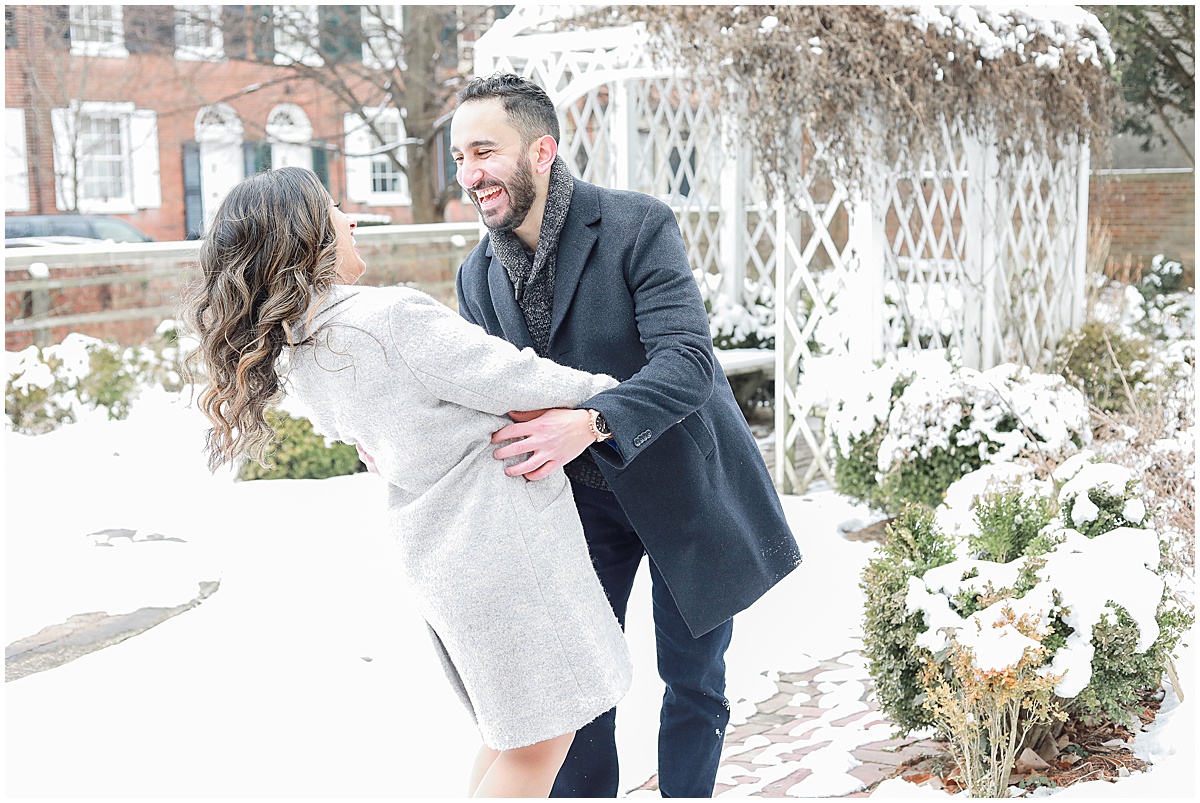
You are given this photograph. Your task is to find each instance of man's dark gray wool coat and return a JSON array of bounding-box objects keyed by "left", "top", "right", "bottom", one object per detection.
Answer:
[{"left": 456, "top": 177, "right": 803, "bottom": 638}]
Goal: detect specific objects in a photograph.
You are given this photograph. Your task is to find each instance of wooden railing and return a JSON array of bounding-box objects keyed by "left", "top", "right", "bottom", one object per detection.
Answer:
[{"left": 4, "top": 223, "right": 482, "bottom": 349}]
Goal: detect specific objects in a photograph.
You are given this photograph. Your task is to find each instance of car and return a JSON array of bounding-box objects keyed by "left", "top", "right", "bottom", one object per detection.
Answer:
[{"left": 5, "top": 214, "right": 154, "bottom": 244}]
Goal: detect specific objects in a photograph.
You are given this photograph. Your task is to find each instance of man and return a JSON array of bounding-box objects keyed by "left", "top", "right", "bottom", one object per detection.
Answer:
[{"left": 450, "top": 73, "right": 802, "bottom": 797}]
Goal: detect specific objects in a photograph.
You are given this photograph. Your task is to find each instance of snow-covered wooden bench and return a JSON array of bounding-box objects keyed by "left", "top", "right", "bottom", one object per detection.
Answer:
[{"left": 715, "top": 348, "right": 775, "bottom": 413}]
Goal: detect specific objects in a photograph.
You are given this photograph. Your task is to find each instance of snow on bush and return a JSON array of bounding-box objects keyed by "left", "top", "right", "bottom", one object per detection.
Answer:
[
  {"left": 863, "top": 454, "right": 1192, "bottom": 752},
  {"left": 704, "top": 276, "right": 776, "bottom": 350},
  {"left": 5, "top": 332, "right": 179, "bottom": 434},
  {"left": 826, "top": 352, "right": 1090, "bottom": 513}
]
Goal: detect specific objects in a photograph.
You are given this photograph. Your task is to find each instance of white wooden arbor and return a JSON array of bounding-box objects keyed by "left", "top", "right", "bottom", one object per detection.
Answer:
[{"left": 475, "top": 6, "right": 1093, "bottom": 493}]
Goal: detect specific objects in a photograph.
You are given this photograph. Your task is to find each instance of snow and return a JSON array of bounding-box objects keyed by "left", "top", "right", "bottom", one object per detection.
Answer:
[
  {"left": 905, "top": 5, "right": 1114, "bottom": 69},
  {"left": 905, "top": 521, "right": 1169, "bottom": 699},
  {"left": 4, "top": 388, "right": 1194, "bottom": 798}
]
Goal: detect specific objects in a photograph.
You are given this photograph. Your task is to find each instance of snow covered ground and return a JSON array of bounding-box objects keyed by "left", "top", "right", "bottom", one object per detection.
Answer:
[{"left": 4, "top": 388, "right": 1195, "bottom": 798}]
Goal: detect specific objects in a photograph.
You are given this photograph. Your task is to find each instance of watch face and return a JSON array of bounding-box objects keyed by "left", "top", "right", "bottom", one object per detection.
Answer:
[{"left": 595, "top": 413, "right": 611, "bottom": 435}]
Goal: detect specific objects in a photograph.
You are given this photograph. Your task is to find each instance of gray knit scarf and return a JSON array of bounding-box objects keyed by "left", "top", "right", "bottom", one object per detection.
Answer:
[
  {"left": 489, "top": 156, "right": 573, "bottom": 356},
  {"left": 489, "top": 157, "right": 610, "bottom": 491}
]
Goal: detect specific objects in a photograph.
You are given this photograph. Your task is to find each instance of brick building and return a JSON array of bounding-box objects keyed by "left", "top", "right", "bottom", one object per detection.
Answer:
[{"left": 4, "top": 5, "right": 510, "bottom": 241}]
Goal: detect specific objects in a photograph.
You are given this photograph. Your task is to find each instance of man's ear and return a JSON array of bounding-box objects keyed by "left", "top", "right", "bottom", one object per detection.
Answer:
[{"left": 532, "top": 134, "right": 558, "bottom": 175}]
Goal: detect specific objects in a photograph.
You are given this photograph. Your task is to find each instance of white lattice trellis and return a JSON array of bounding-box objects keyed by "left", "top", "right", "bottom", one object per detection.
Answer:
[{"left": 474, "top": 8, "right": 1092, "bottom": 494}]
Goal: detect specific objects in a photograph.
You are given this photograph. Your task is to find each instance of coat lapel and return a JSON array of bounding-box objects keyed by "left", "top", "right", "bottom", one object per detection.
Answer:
[
  {"left": 484, "top": 239, "right": 536, "bottom": 351},
  {"left": 549, "top": 179, "right": 600, "bottom": 345}
]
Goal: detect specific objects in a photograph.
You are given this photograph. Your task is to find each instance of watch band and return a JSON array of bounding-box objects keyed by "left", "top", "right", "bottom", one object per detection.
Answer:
[{"left": 587, "top": 409, "right": 613, "bottom": 442}]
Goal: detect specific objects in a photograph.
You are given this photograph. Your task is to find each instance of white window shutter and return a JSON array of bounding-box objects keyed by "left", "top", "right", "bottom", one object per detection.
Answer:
[
  {"left": 50, "top": 108, "right": 76, "bottom": 211},
  {"left": 343, "top": 113, "right": 371, "bottom": 202},
  {"left": 5, "top": 109, "right": 30, "bottom": 212},
  {"left": 394, "top": 113, "right": 411, "bottom": 203},
  {"left": 130, "top": 109, "right": 162, "bottom": 209}
]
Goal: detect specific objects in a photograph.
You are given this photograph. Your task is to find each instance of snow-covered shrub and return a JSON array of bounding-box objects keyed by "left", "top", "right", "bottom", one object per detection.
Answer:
[
  {"left": 5, "top": 326, "right": 187, "bottom": 436},
  {"left": 920, "top": 611, "right": 1065, "bottom": 798},
  {"left": 5, "top": 344, "right": 76, "bottom": 434},
  {"left": 6, "top": 335, "right": 154, "bottom": 433},
  {"left": 705, "top": 281, "right": 776, "bottom": 350},
  {"left": 859, "top": 505, "right": 957, "bottom": 733},
  {"left": 828, "top": 354, "right": 1090, "bottom": 513},
  {"left": 863, "top": 454, "right": 1193, "bottom": 755},
  {"left": 1135, "top": 253, "right": 1186, "bottom": 302},
  {"left": 237, "top": 406, "right": 364, "bottom": 481}
]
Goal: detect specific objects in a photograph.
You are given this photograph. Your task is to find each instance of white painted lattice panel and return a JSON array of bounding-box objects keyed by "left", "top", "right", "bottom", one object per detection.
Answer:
[{"left": 474, "top": 6, "right": 1091, "bottom": 493}]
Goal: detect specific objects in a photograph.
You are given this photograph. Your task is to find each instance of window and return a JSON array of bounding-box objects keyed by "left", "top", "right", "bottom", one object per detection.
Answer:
[
  {"left": 78, "top": 115, "right": 126, "bottom": 202},
  {"left": 370, "top": 118, "right": 403, "bottom": 194},
  {"left": 272, "top": 5, "right": 321, "bottom": 67},
  {"left": 343, "top": 109, "right": 410, "bottom": 206},
  {"left": 50, "top": 102, "right": 161, "bottom": 214},
  {"left": 6, "top": 7, "right": 17, "bottom": 49},
  {"left": 69, "top": 5, "right": 127, "bottom": 58},
  {"left": 361, "top": 5, "right": 403, "bottom": 69},
  {"left": 5, "top": 108, "right": 30, "bottom": 212},
  {"left": 174, "top": 5, "right": 223, "bottom": 61}
]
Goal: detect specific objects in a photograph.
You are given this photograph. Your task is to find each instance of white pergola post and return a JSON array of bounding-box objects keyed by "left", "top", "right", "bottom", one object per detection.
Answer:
[
  {"left": 773, "top": 194, "right": 798, "bottom": 493},
  {"left": 845, "top": 164, "right": 888, "bottom": 367},
  {"left": 1071, "top": 140, "right": 1092, "bottom": 330},
  {"left": 718, "top": 88, "right": 748, "bottom": 306},
  {"left": 965, "top": 136, "right": 1000, "bottom": 369}
]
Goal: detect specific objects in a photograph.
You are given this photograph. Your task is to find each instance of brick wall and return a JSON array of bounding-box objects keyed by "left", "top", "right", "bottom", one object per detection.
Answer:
[{"left": 1089, "top": 170, "right": 1196, "bottom": 284}]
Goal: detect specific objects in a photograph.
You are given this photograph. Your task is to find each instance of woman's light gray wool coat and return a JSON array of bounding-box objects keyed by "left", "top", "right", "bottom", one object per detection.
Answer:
[{"left": 284, "top": 285, "right": 633, "bottom": 750}]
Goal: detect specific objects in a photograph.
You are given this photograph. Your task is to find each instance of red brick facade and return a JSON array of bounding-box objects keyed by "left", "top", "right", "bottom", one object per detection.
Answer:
[
  {"left": 1090, "top": 170, "right": 1196, "bottom": 283},
  {"left": 5, "top": 5, "right": 477, "bottom": 241}
]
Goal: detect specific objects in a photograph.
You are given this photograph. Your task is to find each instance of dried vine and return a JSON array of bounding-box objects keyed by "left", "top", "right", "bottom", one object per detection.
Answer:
[{"left": 578, "top": 5, "right": 1117, "bottom": 200}]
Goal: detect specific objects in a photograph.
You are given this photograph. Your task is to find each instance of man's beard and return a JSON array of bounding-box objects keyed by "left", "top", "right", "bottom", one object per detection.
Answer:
[{"left": 474, "top": 158, "right": 537, "bottom": 233}]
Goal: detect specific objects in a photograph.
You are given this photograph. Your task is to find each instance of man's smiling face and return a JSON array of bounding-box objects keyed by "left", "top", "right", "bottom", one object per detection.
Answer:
[{"left": 450, "top": 98, "right": 539, "bottom": 233}]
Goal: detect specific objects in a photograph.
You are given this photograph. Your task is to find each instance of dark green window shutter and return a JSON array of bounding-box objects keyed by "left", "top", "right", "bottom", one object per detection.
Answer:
[
  {"left": 47, "top": 5, "right": 71, "bottom": 48},
  {"left": 312, "top": 146, "right": 330, "bottom": 190},
  {"left": 123, "top": 5, "right": 174, "bottom": 54},
  {"left": 318, "top": 5, "right": 361, "bottom": 62},
  {"left": 182, "top": 141, "right": 204, "bottom": 238},
  {"left": 222, "top": 5, "right": 247, "bottom": 59},
  {"left": 438, "top": 12, "right": 458, "bottom": 68},
  {"left": 244, "top": 142, "right": 272, "bottom": 175},
  {"left": 250, "top": 5, "right": 274, "bottom": 61}
]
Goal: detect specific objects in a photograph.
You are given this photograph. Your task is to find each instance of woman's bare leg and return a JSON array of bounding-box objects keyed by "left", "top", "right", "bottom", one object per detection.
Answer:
[
  {"left": 469, "top": 744, "right": 501, "bottom": 796},
  {"left": 472, "top": 732, "right": 575, "bottom": 798}
]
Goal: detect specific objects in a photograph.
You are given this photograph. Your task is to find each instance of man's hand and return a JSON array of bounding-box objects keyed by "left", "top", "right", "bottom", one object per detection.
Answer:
[{"left": 493, "top": 408, "right": 595, "bottom": 480}]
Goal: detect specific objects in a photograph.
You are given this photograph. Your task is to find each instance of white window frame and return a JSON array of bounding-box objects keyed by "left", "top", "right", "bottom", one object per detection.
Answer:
[
  {"left": 50, "top": 101, "right": 161, "bottom": 214},
  {"left": 174, "top": 5, "right": 224, "bottom": 62},
  {"left": 361, "top": 5, "right": 404, "bottom": 70},
  {"left": 272, "top": 5, "right": 322, "bottom": 67},
  {"left": 344, "top": 108, "right": 410, "bottom": 207},
  {"left": 69, "top": 5, "right": 128, "bottom": 59},
  {"left": 5, "top": 108, "right": 31, "bottom": 212}
]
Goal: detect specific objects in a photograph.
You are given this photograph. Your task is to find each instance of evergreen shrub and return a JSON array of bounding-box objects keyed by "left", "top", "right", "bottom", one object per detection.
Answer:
[
  {"left": 828, "top": 355, "right": 1089, "bottom": 515},
  {"left": 1054, "top": 321, "right": 1151, "bottom": 414},
  {"left": 237, "top": 406, "right": 365, "bottom": 481},
  {"left": 862, "top": 454, "right": 1193, "bottom": 751}
]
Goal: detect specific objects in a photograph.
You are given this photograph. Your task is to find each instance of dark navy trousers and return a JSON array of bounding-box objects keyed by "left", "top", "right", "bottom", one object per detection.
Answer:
[{"left": 551, "top": 482, "right": 734, "bottom": 798}]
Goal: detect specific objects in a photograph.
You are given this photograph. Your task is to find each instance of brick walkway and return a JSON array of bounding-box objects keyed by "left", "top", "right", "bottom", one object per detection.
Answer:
[{"left": 631, "top": 651, "right": 947, "bottom": 798}]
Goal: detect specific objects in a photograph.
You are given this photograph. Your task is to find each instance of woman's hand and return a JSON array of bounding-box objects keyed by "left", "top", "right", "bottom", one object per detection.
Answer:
[{"left": 356, "top": 443, "right": 380, "bottom": 475}]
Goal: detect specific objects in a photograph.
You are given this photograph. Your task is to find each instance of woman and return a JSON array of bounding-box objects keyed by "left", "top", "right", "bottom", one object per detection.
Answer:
[{"left": 180, "top": 167, "right": 632, "bottom": 796}]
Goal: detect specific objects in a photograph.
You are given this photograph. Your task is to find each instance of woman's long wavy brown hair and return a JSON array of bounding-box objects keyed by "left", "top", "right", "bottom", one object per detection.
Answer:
[{"left": 180, "top": 167, "right": 341, "bottom": 472}]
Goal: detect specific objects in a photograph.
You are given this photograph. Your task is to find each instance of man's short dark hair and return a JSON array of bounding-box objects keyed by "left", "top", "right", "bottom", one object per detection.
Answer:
[{"left": 456, "top": 73, "right": 560, "bottom": 145}]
